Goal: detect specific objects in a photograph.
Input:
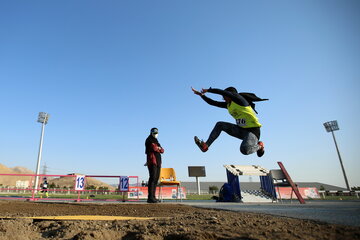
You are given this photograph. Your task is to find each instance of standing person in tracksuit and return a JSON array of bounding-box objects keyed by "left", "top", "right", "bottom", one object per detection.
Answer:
[
  {"left": 145, "top": 128, "right": 164, "bottom": 203},
  {"left": 191, "top": 87, "right": 268, "bottom": 157}
]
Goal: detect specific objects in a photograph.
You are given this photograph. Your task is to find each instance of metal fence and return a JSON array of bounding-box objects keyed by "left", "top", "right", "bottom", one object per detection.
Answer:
[{"left": 0, "top": 173, "right": 139, "bottom": 202}]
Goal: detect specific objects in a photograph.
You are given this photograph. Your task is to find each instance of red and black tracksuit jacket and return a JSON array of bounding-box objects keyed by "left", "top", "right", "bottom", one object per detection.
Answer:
[{"left": 145, "top": 135, "right": 164, "bottom": 167}]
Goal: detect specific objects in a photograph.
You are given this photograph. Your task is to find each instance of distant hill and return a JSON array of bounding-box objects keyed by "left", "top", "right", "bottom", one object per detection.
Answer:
[
  {"left": 0, "top": 163, "right": 34, "bottom": 187},
  {"left": 49, "top": 174, "right": 116, "bottom": 190},
  {"left": 0, "top": 163, "right": 34, "bottom": 174},
  {"left": 11, "top": 166, "right": 34, "bottom": 174},
  {"left": 0, "top": 164, "right": 115, "bottom": 190}
]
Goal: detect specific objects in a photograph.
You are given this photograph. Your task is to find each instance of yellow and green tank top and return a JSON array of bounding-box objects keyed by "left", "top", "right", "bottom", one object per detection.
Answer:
[{"left": 227, "top": 101, "right": 261, "bottom": 128}]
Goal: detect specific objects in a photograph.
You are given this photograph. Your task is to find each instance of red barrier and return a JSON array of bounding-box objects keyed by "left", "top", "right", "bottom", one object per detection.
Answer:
[
  {"left": 128, "top": 186, "right": 186, "bottom": 199},
  {"left": 276, "top": 187, "right": 320, "bottom": 199}
]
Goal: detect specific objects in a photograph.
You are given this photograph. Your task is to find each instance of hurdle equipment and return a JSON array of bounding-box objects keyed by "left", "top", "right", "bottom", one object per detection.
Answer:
[
  {"left": 223, "top": 163, "right": 305, "bottom": 203},
  {"left": 241, "top": 189, "right": 273, "bottom": 202},
  {"left": 275, "top": 162, "right": 305, "bottom": 204},
  {"left": 225, "top": 165, "right": 269, "bottom": 176},
  {"left": 223, "top": 165, "right": 276, "bottom": 203}
]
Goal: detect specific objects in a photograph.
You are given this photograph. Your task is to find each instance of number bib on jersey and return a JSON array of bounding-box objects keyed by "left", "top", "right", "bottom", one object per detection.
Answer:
[
  {"left": 236, "top": 118, "right": 247, "bottom": 127},
  {"left": 227, "top": 102, "right": 262, "bottom": 128}
]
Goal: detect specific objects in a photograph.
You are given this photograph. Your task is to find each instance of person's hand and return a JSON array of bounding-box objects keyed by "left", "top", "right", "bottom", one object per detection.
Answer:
[
  {"left": 191, "top": 87, "right": 203, "bottom": 96},
  {"left": 201, "top": 88, "right": 208, "bottom": 94}
]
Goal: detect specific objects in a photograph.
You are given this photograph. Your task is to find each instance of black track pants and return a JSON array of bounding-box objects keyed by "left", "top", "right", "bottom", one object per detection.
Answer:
[
  {"left": 147, "top": 164, "right": 160, "bottom": 200},
  {"left": 206, "top": 121, "right": 260, "bottom": 155}
]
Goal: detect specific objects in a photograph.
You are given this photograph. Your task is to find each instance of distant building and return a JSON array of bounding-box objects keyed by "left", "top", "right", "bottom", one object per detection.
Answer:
[{"left": 15, "top": 180, "right": 29, "bottom": 188}]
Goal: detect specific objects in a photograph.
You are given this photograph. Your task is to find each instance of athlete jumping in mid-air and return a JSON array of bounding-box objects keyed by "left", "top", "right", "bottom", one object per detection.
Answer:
[{"left": 191, "top": 86, "right": 268, "bottom": 157}]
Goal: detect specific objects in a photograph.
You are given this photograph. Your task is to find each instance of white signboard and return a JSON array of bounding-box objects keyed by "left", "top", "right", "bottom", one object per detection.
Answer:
[
  {"left": 119, "top": 176, "right": 129, "bottom": 191},
  {"left": 75, "top": 175, "right": 86, "bottom": 191}
]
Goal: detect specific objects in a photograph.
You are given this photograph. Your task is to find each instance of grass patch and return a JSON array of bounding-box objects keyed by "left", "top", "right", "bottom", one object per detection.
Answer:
[
  {"left": 317, "top": 195, "right": 360, "bottom": 201},
  {"left": 185, "top": 194, "right": 216, "bottom": 200}
]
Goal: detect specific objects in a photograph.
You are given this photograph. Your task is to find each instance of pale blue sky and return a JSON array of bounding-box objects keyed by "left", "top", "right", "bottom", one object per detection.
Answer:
[{"left": 1, "top": 1, "right": 359, "bottom": 188}]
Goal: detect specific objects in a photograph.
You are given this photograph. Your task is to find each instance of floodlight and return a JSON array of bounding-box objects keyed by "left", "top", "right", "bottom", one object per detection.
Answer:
[
  {"left": 34, "top": 112, "right": 50, "bottom": 193},
  {"left": 323, "top": 120, "right": 350, "bottom": 190},
  {"left": 323, "top": 120, "right": 339, "bottom": 132},
  {"left": 37, "top": 112, "right": 50, "bottom": 124}
]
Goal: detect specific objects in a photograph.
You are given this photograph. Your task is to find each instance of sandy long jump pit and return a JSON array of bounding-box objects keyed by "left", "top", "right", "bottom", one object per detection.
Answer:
[{"left": 0, "top": 201, "right": 359, "bottom": 240}]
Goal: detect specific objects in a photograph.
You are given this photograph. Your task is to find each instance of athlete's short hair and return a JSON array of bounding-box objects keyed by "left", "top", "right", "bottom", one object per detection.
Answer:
[{"left": 224, "top": 87, "right": 238, "bottom": 94}]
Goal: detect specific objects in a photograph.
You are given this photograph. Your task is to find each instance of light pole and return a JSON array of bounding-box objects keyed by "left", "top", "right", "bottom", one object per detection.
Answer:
[
  {"left": 34, "top": 112, "right": 50, "bottom": 193},
  {"left": 323, "top": 120, "right": 350, "bottom": 190}
]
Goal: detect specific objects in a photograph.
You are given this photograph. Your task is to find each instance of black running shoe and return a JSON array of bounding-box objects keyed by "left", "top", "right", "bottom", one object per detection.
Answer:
[
  {"left": 257, "top": 141, "right": 265, "bottom": 157},
  {"left": 194, "top": 136, "right": 208, "bottom": 152},
  {"left": 147, "top": 199, "right": 158, "bottom": 203}
]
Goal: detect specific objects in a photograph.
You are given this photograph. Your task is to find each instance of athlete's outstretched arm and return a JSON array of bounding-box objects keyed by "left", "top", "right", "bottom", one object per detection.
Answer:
[
  {"left": 206, "top": 88, "right": 249, "bottom": 107},
  {"left": 191, "top": 87, "right": 227, "bottom": 108},
  {"left": 191, "top": 87, "right": 203, "bottom": 96}
]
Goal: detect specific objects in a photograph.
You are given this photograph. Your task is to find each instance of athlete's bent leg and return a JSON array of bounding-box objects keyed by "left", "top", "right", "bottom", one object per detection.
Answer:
[
  {"left": 206, "top": 121, "right": 245, "bottom": 147},
  {"left": 240, "top": 132, "right": 260, "bottom": 155}
]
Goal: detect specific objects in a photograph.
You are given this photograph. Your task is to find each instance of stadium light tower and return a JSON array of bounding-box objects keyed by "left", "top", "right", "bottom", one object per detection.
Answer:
[
  {"left": 34, "top": 112, "right": 50, "bottom": 193},
  {"left": 323, "top": 120, "right": 350, "bottom": 190}
]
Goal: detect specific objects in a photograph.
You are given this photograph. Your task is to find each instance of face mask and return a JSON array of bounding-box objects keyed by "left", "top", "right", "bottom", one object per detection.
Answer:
[{"left": 153, "top": 134, "right": 158, "bottom": 138}]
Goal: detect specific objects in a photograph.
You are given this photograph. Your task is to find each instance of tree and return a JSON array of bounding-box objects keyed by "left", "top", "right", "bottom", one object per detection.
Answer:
[
  {"left": 209, "top": 186, "right": 219, "bottom": 194},
  {"left": 97, "top": 186, "right": 109, "bottom": 194},
  {"left": 86, "top": 185, "right": 97, "bottom": 190}
]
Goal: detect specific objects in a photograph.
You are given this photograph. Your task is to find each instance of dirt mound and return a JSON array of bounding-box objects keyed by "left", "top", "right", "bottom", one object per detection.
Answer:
[{"left": 0, "top": 201, "right": 359, "bottom": 240}]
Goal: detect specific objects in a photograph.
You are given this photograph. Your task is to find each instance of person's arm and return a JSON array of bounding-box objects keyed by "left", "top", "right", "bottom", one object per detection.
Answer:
[
  {"left": 151, "top": 143, "right": 164, "bottom": 153},
  {"left": 192, "top": 87, "right": 227, "bottom": 108},
  {"left": 201, "top": 95, "right": 227, "bottom": 108},
  {"left": 207, "top": 88, "right": 249, "bottom": 106}
]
